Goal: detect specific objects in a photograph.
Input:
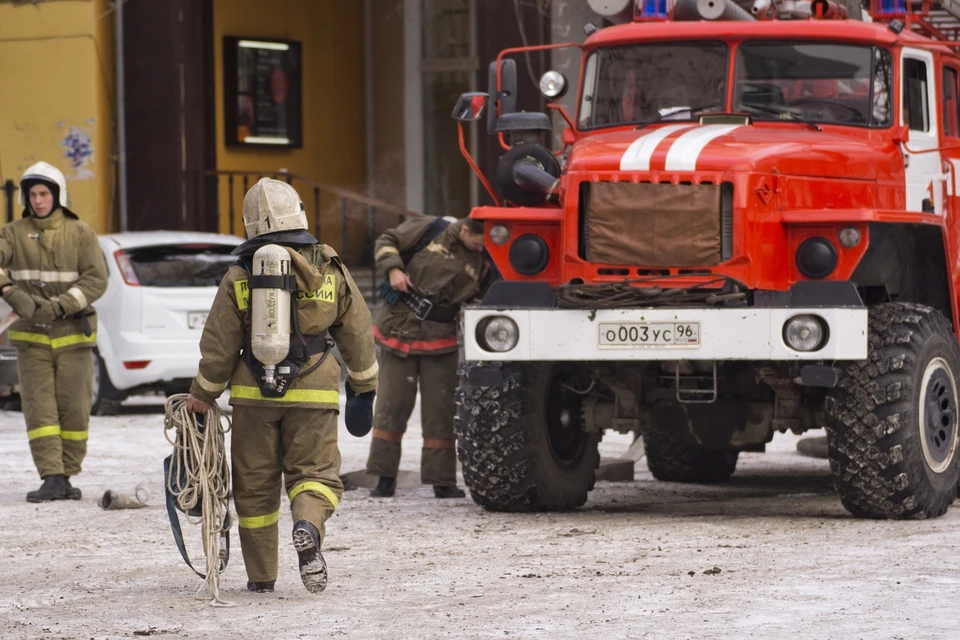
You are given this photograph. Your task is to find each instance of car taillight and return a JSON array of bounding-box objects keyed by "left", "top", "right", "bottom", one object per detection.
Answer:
[
  {"left": 123, "top": 360, "right": 151, "bottom": 370},
  {"left": 114, "top": 250, "right": 140, "bottom": 286}
]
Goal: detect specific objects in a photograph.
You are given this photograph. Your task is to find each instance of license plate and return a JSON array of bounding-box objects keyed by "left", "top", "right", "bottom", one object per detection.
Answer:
[
  {"left": 188, "top": 311, "right": 208, "bottom": 330},
  {"left": 598, "top": 322, "right": 700, "bottom": 348}
]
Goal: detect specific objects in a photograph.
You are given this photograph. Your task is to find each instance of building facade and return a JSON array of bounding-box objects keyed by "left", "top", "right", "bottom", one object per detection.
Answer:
[{"left": 1, "top": 0, "right": 604, "bottom": 261}]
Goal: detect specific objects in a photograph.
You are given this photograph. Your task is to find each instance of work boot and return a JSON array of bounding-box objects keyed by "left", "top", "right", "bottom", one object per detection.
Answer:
[
  {"left": 433, "top": 485, "right": 466, "bottom": 499},
  {"left": 292, "top": 520, "right": 327, "bottom": 594},
  {"left": 26, "top": 475, "right": 68, "bottom": 503},
  {"left": 247, "top": 581, "right": 275, "bottom": 593},
  {"left": 369, "top": 476, "right": 396, "bottom": 498},
  {"left": 64, "top": 477, "right": 82, "bottom": 500}
]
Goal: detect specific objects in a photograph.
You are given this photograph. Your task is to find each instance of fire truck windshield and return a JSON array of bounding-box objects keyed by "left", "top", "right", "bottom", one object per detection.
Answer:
[
  {"left": 733, "top": 42, "right": 893, "bottom": 127},
  {"left": 578, "top": 42, "right": 728, "bottom": 130},
  {"left": 578, "top": 40, "right": 892, "bottom": 130}
]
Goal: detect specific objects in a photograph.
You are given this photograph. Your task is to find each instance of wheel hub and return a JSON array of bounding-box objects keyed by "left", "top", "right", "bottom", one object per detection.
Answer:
[
  {"left": 545, "top": 371, "right": 587, "bottom": 468},
  {"left": 920, "top": 358, "right": 959, "bottom": 474}
]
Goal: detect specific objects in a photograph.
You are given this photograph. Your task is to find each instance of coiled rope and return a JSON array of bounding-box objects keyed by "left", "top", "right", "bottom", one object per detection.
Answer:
[{"left": 163, "top": 394, "right": 234, "bottom": 607}]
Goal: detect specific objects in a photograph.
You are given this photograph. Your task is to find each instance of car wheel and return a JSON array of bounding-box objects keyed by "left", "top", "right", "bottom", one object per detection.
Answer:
[
  {"left": 92, "top": 349, "right": 124, "bottom": 416},
  {"left": 0, "top": 393, "right": 22, "bottom": 412}
]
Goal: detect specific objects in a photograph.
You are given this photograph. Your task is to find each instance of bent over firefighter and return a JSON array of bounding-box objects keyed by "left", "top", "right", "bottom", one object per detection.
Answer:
[{"left": 366, "top": 214, "right": 492, "bottom": 499}]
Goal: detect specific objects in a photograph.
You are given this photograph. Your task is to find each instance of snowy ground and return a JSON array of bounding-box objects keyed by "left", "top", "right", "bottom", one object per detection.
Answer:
[{"left": 1, "top": 390, "right": 959, "bottom": 640}]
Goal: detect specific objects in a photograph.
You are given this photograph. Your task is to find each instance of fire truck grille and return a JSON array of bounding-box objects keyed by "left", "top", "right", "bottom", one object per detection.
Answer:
[{"left": 578, "top": 182, "right": 734, "bottom": 267}]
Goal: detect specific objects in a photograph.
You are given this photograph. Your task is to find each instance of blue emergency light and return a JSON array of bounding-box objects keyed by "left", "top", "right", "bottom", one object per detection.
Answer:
[
  {"left": 873, "top": 0, "right": 906, "bottom": 17},
  {"left": 635, "top": 0, "right": 670, "bottom": 20}
]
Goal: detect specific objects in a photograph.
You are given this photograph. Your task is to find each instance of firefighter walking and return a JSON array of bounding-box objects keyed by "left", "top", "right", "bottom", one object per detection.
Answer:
[
  {"left": 185, "top": 178, "right": 378, "bottom": 595},
  {"left": 0, "top": 162, "right": 107, "bottom": 503},
  {"left": 366, "top": 215, "right": 490, "bottom": 498}
]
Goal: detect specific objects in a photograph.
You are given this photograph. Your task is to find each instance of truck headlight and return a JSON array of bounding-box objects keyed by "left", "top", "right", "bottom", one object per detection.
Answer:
[
  {"left": 509, "top": 234, "right": 549, "bottom": 275},
  {"left": 477, "top": 316, "right": 519, "bottom": 353},
  {"left": 783, "top": 315, "right": 828, "bottom": 352},
  {"left": 796, "top": 237, "right": 838, "bottom": 279}
]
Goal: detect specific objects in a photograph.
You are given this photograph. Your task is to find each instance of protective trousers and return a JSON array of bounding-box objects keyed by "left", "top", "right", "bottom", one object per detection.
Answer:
[
  {"left": 366, "top": 350, "right": 458, "bottom": 485},
  {"left": 231, "top": 404, "right": 343, "bottom": 583},
  {"left": 17, "top": 346, "right": 93, "bottom": 478}
]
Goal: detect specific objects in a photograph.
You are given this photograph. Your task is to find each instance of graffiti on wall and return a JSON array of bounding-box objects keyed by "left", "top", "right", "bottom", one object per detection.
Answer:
[{"left": 58, "top": 120, "right": 95, "bottom": 179}]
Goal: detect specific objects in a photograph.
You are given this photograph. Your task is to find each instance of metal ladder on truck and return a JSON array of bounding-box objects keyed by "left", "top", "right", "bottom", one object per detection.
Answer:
[{"left": 871, "top": 0, "right": 960, "bottom": 45}]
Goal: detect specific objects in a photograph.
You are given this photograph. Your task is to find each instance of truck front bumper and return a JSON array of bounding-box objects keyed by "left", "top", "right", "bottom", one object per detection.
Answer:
[{"left": 461, "top": 306, "right": 868, "bottom": 362}]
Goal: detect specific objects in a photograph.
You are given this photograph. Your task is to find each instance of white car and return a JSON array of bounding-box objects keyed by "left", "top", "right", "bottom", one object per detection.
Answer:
[{"left": 91, "top": 231, "right": 244, "bottom": 414}]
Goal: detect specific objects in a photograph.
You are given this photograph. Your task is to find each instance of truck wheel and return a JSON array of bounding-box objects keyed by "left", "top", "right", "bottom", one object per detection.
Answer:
[
  {"left": 826, "top": 303, "right": 960, "bottom": 519},
  {"left": 643, "top": 429, "right": 739, "bottom": 483},
  {"left": 455, "top": 362, "right": 600, "bottom": 512},
  {"left": 91, "top": 349, "right": 123, "bottom": 416}
]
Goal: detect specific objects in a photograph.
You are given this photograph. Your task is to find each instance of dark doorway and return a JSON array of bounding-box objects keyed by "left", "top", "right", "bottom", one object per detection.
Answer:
[{"left": 123, "top": 0, "right": 217, "bottom": 232}]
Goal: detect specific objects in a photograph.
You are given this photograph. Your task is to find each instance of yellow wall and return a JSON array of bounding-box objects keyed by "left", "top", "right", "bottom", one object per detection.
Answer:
[
  {"left": 0, "top": 0, "right": 114, "bottom": 233},
  {"left": 213, "top": 0, "right": 367, "bottom": 248}
]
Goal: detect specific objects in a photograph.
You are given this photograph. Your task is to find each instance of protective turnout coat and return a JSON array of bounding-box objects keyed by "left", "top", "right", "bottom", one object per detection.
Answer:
[
  {"left": 373, "top": 217, "right": 489, "bottom": 357},
  {"left": 189, "top": 244, "right": 378, "bottom": 408},
  {"left": 0, "top": 210, "right": 107, "bottom": 351}
]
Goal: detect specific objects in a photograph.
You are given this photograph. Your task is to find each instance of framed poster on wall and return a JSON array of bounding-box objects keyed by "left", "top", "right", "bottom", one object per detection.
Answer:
[{"left": 223, "top": 36, "right": 303, "bottom": 147}]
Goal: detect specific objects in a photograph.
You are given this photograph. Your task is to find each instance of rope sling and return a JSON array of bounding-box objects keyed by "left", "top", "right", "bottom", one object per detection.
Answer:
[{"left": 163, "top": 394, "right": 235, "bottom": 607}]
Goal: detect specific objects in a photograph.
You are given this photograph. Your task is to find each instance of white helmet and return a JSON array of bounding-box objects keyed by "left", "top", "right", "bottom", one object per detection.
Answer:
[
  {"left": 242, "top": 178, "right": 308, "bottom": 239},
  {"left": 18, "top": 161, "right": 68, "bottom": 209}
]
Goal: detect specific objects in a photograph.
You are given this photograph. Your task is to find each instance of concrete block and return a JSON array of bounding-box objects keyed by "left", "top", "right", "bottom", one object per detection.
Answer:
[
  {"left": 596, "top": 457, "right": 635, "bottom": 482},
  {"left": 624, "top": 436, "right": 646, "bottom": 462}
]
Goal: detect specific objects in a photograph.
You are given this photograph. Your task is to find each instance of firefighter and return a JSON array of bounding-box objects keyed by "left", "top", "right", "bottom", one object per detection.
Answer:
[
  {"left": 0, "top": 161, "right": 108, "bottom": 503},
  {"left": 366, "top": 214, "right": 490, "bottom": 498},
  {"left": 185, "top": 178, "right": 378, "bottom": 595}
]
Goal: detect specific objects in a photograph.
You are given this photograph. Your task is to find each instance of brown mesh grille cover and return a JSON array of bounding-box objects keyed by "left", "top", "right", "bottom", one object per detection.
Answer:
[{"left": 584, "top": 183, "right": 722, "bottom": 266}]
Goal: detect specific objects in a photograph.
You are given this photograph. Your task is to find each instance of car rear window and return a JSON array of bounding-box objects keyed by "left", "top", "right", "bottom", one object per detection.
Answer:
[{"left": 126, "top": 244, "right": 238, "bottom": 287}]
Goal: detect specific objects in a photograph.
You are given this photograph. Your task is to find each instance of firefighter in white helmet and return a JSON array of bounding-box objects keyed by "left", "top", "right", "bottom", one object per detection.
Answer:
[
  {"left": 185, "top": 178, "right": 378, "bottom": 595},
  {"left": 0, "top": 161, "right": 108, "bottom": 502}
]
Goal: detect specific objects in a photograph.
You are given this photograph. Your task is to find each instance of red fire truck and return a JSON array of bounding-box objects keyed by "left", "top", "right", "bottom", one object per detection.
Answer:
[{"left": 452, "top": 0, "right": 960, "bottom": 519}]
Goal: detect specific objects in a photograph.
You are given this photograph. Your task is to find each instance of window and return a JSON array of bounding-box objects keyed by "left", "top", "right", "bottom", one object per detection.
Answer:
[
  {"left": 120, "top": 245, "right": 238, "bottom": 287},
  {"left": 733, "top": 43, "right": 892, "bottom": 127},
  {"left": 904, "top": 58, "right": 929, "bottom": 132},
  {"left": 943, "top": 67, "right": 960, "bottom": 137},
  {"left": 578, "top": 43, "right": 728, "bottom": 129},
  {"left": 420, "top": 0, "right": 476, "bottom": 217}
]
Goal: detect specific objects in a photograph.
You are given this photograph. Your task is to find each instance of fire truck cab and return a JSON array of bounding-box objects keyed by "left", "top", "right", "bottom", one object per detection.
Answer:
[{"left": 452, "top": 0, "right": 960, "bottom": 519}]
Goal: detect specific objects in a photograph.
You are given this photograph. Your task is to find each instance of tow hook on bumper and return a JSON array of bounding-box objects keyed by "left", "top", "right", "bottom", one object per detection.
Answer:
[{"left": 800, "top": 365, "right": 839, "bottom": 388}]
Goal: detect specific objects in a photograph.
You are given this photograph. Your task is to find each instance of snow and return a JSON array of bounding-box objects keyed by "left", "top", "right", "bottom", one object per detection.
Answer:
[{"left": 0, "top": 390, "right": 958, "bottom": 639}]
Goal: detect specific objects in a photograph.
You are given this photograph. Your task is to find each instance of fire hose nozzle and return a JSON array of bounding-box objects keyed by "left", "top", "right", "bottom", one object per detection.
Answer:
[{"left": 98, "top": 483, "right": 149, "bottom": 510}]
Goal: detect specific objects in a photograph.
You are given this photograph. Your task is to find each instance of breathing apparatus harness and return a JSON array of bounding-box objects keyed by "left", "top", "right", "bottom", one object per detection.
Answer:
[{"left": 232, "top": 231, "right": 334, "bottom": 397}]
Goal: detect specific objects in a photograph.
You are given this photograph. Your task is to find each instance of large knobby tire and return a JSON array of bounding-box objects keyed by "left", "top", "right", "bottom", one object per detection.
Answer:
[
  {"left": 454, "top": 362, "right": 601, "bottom": 512},
  {"left": 826, "top": 303, "right": 960, "bottom": 519},
  {"left": 643, "top": 429, "right": 739, "bottom": 483}
]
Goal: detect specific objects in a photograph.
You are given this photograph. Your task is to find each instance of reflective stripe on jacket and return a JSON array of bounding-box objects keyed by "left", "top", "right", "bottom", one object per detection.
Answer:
[{"left": 0, "top": 210, "right": 107, "bottom": 352}]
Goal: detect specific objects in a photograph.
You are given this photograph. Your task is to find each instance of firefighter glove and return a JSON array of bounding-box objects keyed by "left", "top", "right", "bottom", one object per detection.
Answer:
[
  {"left": 377, "top": 281, "right": 402, "bottom": 306},
  {"left": 344, "top": 384, "right": 375, "bottom": 437},
  {"left": 31, "top": 297, "right": 64, "bottom": 323},
  {"left": 2, "top": 286, "right": 36, "bottom": 319}
]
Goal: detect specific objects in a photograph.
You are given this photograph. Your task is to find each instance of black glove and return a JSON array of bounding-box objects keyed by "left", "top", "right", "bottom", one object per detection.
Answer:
[
  {"left": 31, "top": 298, "right": 63, "bottom": 323},
  {"left": 344, "top": 384, "right": 375, "bottom": 437},
  {"left": 377, "top": 281, "right": 402, "bottom": 306},
  {"left": 2, "top": 286, "right": 36, "bottom": 319}
]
